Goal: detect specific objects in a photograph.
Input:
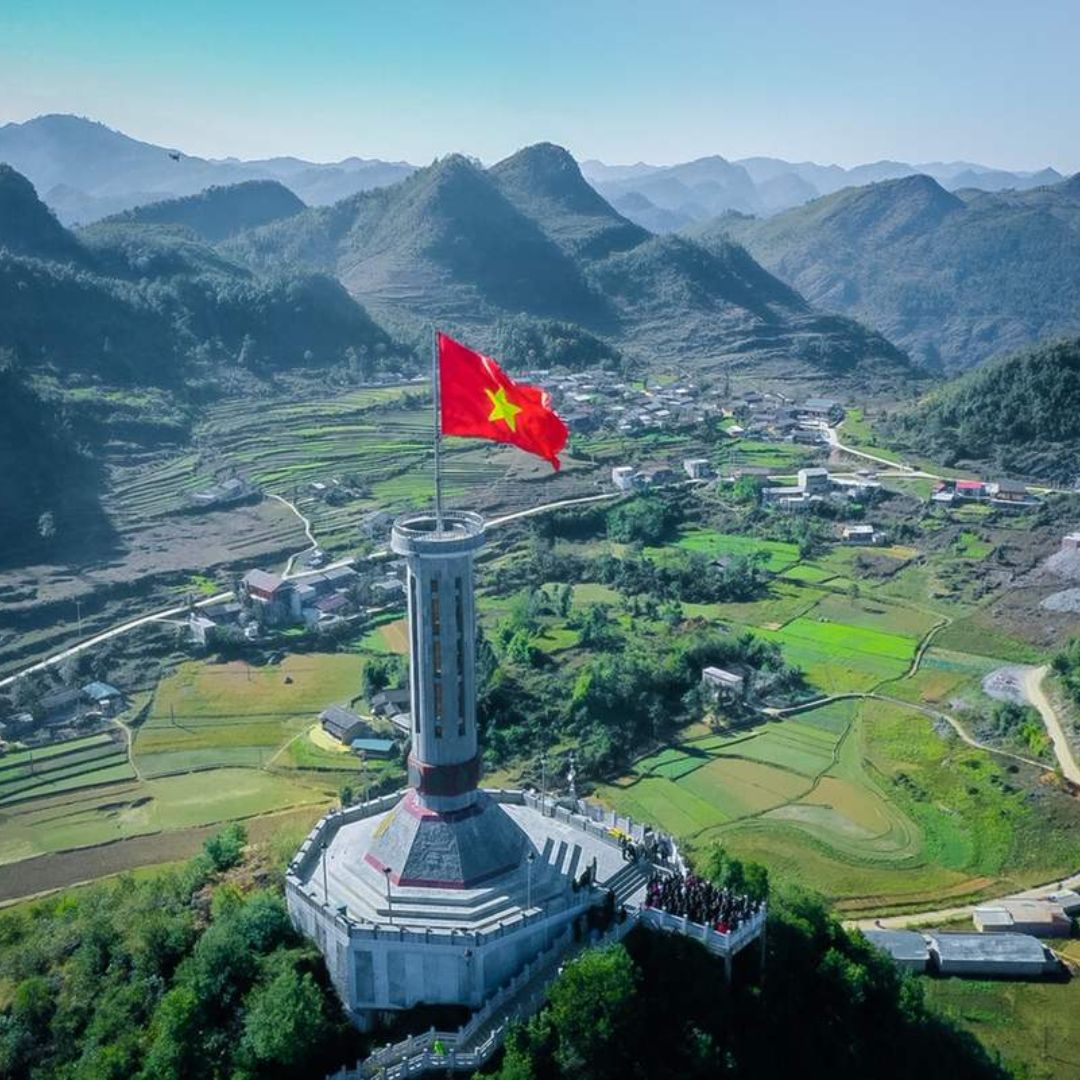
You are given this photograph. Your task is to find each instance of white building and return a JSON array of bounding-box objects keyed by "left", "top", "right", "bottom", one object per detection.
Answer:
[
  {"left": 611, "top": 466, "right": 639, "bottom": 492},
  {"left": 797, "top": 467, "right": 832, "bottom": 494},
  {"left": 841, "top": 525, "right": 877, "bottom": 544},
  {"left": 701, "top": 667, "right": 745, "bottom": 701},
  {"left": 683, "top": 458, "right": 712, "bottom": 480}
]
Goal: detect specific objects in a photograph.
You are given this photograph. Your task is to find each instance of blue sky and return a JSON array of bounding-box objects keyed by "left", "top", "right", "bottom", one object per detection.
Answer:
[{"left": 2, "top": 0, "right": 1077, "bottom": 171}]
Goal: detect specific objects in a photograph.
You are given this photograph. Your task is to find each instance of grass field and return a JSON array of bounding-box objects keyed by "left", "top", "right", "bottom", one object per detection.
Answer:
[
  {"left": 0, "top": 768, "right": 328, "bottom": 867},
  {"left": 134, "top": 653, "right": 365, "bottom": 776},
  {"left": 924, "top": 977, "right": 1080, "bottom": 1080},
  {"left": 598, "top": 696, "right": 1080, "bottom": 917}
]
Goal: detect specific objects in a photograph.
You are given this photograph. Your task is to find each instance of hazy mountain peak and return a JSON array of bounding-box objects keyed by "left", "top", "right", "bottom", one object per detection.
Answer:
[{"left": 0, "top": 163, "right": 82, "bottom": 259}]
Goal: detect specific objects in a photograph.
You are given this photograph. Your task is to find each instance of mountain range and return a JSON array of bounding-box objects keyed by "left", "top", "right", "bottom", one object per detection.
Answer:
[
  {"left": 580, "top": 155, "right": 1064, "bottom": 231},
  {"left": 0, "top": 162, "right": 401, "bottom": 557},
  {"left": 222, "top": 142, "right": 906, "bottom": 370},
  {"left": 0, "top": 114, "right": 416, "bottom": 225},
  {"left": 1, "top": 115, "right": 1065, "bottom": 231},
  {"left": 702, "top": 172, "right": 1080, "bottom": 370}
]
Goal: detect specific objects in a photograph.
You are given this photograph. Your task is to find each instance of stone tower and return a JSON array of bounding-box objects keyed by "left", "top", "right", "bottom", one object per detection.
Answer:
[{"left": 362, "top": 511, "right": 525, "bottom": 888}]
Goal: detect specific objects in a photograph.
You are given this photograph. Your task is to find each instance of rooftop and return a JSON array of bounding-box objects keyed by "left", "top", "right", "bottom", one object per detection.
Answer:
[
  {"left": 863, "top": 929, "right": 929, "bottom": 963},
  {"left": 929, "top": 932, "right": 1048, "bottom": 963}
]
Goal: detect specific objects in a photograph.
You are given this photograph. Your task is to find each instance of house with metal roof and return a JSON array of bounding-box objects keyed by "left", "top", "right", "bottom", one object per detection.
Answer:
[
  {"left": 927, "top": 932, "right": 1059, "bottom": 978},
  {"left": 862, "top": 929, "right": 930, "bottom": 972},
  {"left": 320, "top": 705, "right": 369, "bottom": 745}
]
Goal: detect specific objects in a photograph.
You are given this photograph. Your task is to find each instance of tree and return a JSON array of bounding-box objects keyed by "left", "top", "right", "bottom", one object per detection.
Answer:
[
  {"left": 203, "top": 823, "right": 247, "bottom": 872},
  {"left": 544, "top": 944, "right": 638, "bottom": 1080},
  {"left": 240, "top": 967, "right": 329, "bottom": 1070}
]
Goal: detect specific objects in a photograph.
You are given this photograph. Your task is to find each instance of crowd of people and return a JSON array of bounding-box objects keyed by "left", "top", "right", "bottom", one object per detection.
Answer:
[{"left": 644, "top": 871, "right": 761, "bottom": 934}]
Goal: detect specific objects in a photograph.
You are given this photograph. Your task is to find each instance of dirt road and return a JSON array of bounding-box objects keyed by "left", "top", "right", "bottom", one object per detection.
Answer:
[{"left": 1022, "top": 664, "right": 1080, "bottom": 785}]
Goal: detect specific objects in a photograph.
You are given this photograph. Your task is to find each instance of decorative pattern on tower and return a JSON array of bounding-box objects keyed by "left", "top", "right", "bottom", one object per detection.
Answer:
[{"left": 361, "top": 511, "right": 525, "bottom": 887}]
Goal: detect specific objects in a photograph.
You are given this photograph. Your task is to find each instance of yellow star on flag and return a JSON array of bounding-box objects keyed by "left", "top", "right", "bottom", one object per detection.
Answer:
[{"left": 485, "top": 385, "right": 522, "bottom": 432}]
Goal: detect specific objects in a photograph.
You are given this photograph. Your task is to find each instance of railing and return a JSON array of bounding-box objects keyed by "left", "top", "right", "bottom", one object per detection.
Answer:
[
  {"left": 331, "top": 905, "right": 764, "bottom": 1080},
  {"left": 336, "top": 913, "right": 642, "bottom": 1080},
  {"left": 639, "top": 906, "right": 767, "bottom": 957}
]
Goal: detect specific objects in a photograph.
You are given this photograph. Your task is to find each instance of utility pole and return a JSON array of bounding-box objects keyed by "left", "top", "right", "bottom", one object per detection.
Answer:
[
  {"left": 75, "top": 599, "right": 83, "bottom": 638},
  {"left": 384, "top": 866, "right": 393, "bottom": 924},
  {"left": 539, "top": 751, "right": 547, "bottom": 817},
  {"left": 526, "top": 850, "right": 536, "bottom": 912}
]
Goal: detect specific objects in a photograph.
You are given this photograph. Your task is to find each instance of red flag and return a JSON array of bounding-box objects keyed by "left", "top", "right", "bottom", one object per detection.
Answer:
[{"left": 438, "top": 332, "right": 569, "bottom": 470}]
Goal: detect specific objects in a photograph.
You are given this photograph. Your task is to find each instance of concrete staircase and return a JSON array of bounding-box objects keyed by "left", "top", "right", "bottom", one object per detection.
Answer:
[{"left": 602, "top": 859, "right": 651, "bottom": 906}]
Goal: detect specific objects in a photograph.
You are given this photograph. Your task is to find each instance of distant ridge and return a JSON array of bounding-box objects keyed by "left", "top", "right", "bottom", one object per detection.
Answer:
[
  {"left": 0, "top": 114, "right": 416, "bottom": 224},
  {"left": 707, "top": 173, "right": 1080, "bottom": 369},
  {"left": 489, "top": 143, "right": 648, "bottom": 260},
  {"left": 104, "top": 180, "right": 306, "bottom": 242},
  {"left": 225, "top": 143, "right": 908, "bottom": 372}
]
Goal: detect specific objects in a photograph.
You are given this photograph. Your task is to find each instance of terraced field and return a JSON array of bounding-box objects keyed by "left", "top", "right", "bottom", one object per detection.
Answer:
[
  {"left": 0, "top": 732, "right": 134, "bottom": 808},
  {"left": 599, "top": 697, "right": 1080, "bottom": 917}
]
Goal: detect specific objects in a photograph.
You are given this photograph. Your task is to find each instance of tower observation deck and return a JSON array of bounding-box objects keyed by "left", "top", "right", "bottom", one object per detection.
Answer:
[{"left": 285, "top": 510, "right": 655, "bottom": 1030}]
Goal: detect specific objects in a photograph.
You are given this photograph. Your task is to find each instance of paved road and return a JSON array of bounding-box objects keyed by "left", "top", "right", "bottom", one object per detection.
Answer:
[
  {"left": 1022, "top": 664, "right": 1080, "bottom": 785},
  {"left": 847, "top": 867, "right": 1080, "bottom": 931}
]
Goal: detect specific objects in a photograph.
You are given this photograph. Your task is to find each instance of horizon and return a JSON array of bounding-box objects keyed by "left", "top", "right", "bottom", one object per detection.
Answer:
[
  {"left": 2, "top": 1, "right": 1078, "bottom": 174},
  {"left": 0, "top": 111, "right": 1071, "bottom": 178}
]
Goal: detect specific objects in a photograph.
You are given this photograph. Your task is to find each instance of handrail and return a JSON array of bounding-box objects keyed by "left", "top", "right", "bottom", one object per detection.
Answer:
[{"left": 332, "top": 904, "right": 766, "bottom": 1079}]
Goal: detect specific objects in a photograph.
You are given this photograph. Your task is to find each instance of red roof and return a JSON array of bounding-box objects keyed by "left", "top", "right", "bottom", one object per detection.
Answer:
[{"left": 956, "top": 480, "right": 984, "bottom": 491}]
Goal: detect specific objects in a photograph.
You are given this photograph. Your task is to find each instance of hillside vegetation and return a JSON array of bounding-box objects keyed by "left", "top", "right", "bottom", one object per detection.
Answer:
[
  {"left": 709, "top": 173, "right": 1080, "bottom": 370},
  {"left": 226, "top": 144, "right": 909, "bottom": 371},
  {"left": 103, "top": 180, "right": 306, "bottom": 242},
  {"left": 886, "top": 338, "right": 1080, "bottom": 482}
]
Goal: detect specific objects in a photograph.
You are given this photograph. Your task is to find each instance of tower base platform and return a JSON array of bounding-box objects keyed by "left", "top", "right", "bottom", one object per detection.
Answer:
[{"left": 286, "top": 789, "right": 652, "bottom": 1028}]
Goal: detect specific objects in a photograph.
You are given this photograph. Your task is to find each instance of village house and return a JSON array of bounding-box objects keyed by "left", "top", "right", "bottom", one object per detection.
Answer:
[
  {"left": 611, "top": 466, "right": 639, "bottom": 491},
  {"left": 796, "top": 397, "right": 844, "bottom": 424},
  {"left": 701, "top": 666, "right": 745, "bottom": 703},
  {"left": 242, "top": 569, "right": 298, "bottom": 625},
  {"left": 320, "top": 704, "right": 370, "bottom": 745},
  {"left": 188, "top": 476, "right": 258, "bottom": 510},
  {"left": 81, "top": 681, "right": 124, "bottom": 716},
  {"left": 973, "top": 898, "right": 1072, "bottom": 937},
  {"left": 797, "top": 467, "right": 832, "bottom": 495},
  {"left": 841, "top": 524, "right": 878, "bottom": 544},
  {"left": 683, "top": 458, "right": 712, "bottom": 480},
  {"left": 988, "top": 479, "right": 1039, "bottom": 508}
]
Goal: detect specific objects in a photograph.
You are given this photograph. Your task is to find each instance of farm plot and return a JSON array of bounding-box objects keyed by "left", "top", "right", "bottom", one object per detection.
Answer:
[
  {"left": 669, "top": 529, "right": 800, "bottom": 574},
  {"left": 601, "top": 694, "right": 1080, "bottom": 915},
  {"left": 134, "top": 653, "right": 364, "bottom": 777},
  {"left": 759, "top": 615, "right": 917, "bottom": 692},
  {"left": 0, "top": 768, "right": 328, "bottom": 866},
  {"left": 0, "top": 733, "right": 134, "bottom": 808},
  {"left": 598, "top": 704, "right": 854, "bottom": 838}
]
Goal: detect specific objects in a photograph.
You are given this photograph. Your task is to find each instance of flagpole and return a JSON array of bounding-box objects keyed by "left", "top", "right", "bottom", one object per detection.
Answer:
[{"left": 432, "top": 328, "right": 443, "bottom": 532}]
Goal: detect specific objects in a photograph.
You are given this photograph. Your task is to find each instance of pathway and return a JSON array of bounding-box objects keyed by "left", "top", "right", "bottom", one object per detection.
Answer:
[
  {"left": 1021, "top": 665, "right": 1080, "bottom": 785},
  {"left": 269, "top": 493, "right": 320, "bottom": 578}
]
